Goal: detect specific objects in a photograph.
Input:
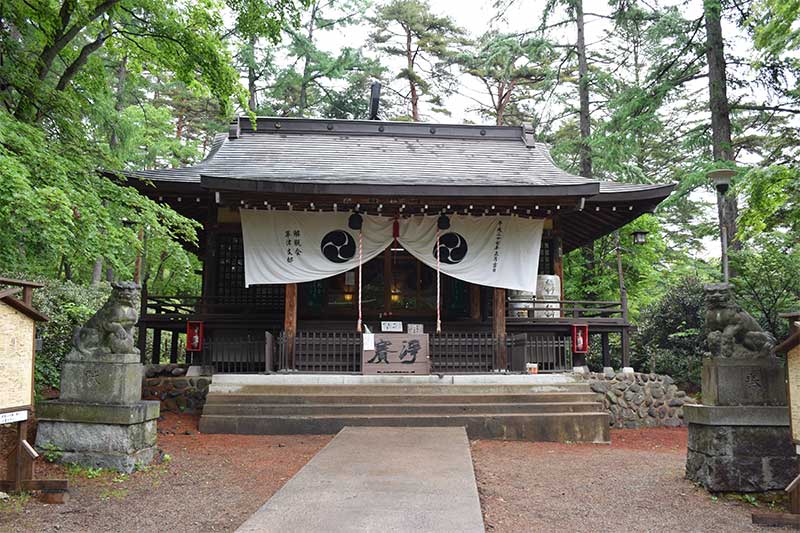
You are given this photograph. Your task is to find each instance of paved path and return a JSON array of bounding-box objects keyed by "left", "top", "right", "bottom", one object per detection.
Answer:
[{"left": 236, "top": 426, "right": 485, "bottom": 533}]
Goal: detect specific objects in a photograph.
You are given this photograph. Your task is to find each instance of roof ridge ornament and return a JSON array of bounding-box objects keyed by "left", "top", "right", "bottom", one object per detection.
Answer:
[{"left": 229, "top": 117, "right": 240, "bottom": 140}]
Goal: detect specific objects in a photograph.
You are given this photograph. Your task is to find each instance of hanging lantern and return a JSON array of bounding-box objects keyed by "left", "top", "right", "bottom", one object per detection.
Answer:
[
  {"left": 348, "top": 212, "right": 363, "bottom": 230},
  {"left": 706, "top": 168, "right": 736, "bottom": 194},
  {"left": 632, "top": 230, "right": 649, "bottom": 246}
]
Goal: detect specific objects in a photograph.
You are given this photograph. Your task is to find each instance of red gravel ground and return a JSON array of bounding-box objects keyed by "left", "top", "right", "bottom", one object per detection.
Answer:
[
  {"left": 0, "top": 421, "right": 786, "bottom": 532},
  {"left": 0, "top": 413, "right": 331, "bottom": 533},
  {"left": 472, "top": 427, "right": 786, "bottom": 533}
]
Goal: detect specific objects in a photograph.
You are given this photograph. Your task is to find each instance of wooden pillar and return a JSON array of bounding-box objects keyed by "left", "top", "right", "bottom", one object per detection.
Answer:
[
  {"left": 469, "top": 284, "right": 481, "bottom": 321},
  {"left": 601, "top": 333, "right": 611, "bottom": 368},
  {"left": 284, "top": 283, "right": 297, "bottom": 369},
  {"left": 169, "top": 331, "right": 179, "bottom": 364},
  {"left": 151, "top": 329, "right": 161, "bottom": 364},
  {"left": 493, "top": 287, "right": 507, "bottom": 370}
]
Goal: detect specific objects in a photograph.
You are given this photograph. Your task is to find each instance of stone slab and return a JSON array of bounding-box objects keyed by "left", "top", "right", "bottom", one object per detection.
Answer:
[
  {"left": 37, "top": 400, "right": 160, "bottom": 425},
  {"left": 58, "top": 446, "right": 157, "bottom": 474},
  {"left": 211, "top": 373, "right": 576, "bottom": 393},
  {"left": 683, "top": 404, "right": 789, "bottom": 426},
  {"left": 65, "top": 350, "right": 140, "bottom": 364},
  {"left": 701, "top": 357, "right": 787, "bottom": 406},
  {"left": 59, "top": 361, "right": 143, "bottom": 405},
  {"left": 235, "top": 427, "right": 485, "bottom": 533},
  {"left": 36, "top": 419, "right": 157, "bottom": 455}
]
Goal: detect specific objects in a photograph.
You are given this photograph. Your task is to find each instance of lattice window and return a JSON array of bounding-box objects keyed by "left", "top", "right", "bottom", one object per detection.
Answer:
[
  {"left": 539, "top": 239, "right": 555, "bottom": 275},
  {"left": 215, "top": 233, "right": 284, "bottom": 308}
]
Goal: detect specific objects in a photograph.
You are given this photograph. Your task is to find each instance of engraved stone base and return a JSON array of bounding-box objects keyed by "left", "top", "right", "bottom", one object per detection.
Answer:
[
  {"left": 685, "top": 404, "right": 797, "bottom": 492},
  {"left": 59, "top": 361, "right": 143, "bottom": 404},
  {"left": 701, "top": 357, "right": 787, "bottom": 406},
  {"left": 35, "top": 400, "right": 159, "bottom": 473}
]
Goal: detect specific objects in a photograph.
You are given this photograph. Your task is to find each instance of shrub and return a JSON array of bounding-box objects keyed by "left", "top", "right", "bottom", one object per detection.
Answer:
[
  {"left": 32, "top": 279, "right": 110, "bottom": 393},
  {"left": 632, "top": 276, "right": 707, "bottom": 389}
]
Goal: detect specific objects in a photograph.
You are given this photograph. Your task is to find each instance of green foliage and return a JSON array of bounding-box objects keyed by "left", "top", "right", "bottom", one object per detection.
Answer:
[
  {"left": 66, "top": 463, "right": 104, "bottom": 479},
  {"left": 370, "top": 0, "right": 465, "bottom": 119},
  {"left": 632, "top": 276, "right": 709, "bottom": 388},
  {"left": 25, "top": 278, "right": 110, "bottom": 392},
  {"left": 40, "top": 442, "right": 65, "bottom": 463},
  {"left": 730, "top": 236, "right": 800, "bottom": 340},
  {"left": 455, "top": 32, "right": 558, "bottom": 125}
]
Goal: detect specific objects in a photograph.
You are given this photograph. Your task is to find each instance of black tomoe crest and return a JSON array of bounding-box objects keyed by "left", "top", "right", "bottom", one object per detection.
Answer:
[
  {"left": 321, "top": 230, "right": 356, "bottom": 263},
  {"left": 433, "top": 232, "right": 468, "bottom": 264}
]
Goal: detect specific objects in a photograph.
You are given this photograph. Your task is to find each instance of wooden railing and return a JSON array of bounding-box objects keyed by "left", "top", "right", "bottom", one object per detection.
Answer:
[
  {"left": 198, "top": 334, "right": 273, "bottom": 374},
  {"left": 515, "top": 334, "right": 572, "bottom": 372},
  {"left": 278, "top": 331, "right": 362, "bottom": 373},
  {"left": 506, "top": 299, "right": 625, "bottom": 320},
  {"left": 277, "top": 331, "right": 500, "bottom": 374},
  {"left": 430, "top": 332, "right": 496, "bottom": 373},
  {"left": 145, "top": 294, "right": 284, "bottom": 317}
]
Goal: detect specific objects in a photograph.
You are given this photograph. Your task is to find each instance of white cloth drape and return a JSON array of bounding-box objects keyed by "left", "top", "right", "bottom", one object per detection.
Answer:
[
  {"left": 398, "top": 214, "right": 543, "bottom": 292},
  {"left": 240, "top": 209, "right": 543, "bottom": 292}
]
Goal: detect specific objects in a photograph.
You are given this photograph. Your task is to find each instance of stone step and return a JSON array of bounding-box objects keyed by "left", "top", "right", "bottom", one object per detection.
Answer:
[
  {"left": 204, "top": 391, "right": 600, "bottom": 405},
  {"left": 209, "top": 382, "right": 593, "bottom": 395},
  {"left": 198, "top": 412, "right": 611, "bottom": 443},
  {"left": 202, "top": 401, "right": 604, "bottom": 417}
]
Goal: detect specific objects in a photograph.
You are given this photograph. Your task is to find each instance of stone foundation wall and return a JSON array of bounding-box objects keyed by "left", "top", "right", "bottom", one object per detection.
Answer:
[
  {"left": 142, "top": 365, "right": 210, "bottom": 413},
  {"left": 580, "top": 370, "right": 688, "bottom": 429}
]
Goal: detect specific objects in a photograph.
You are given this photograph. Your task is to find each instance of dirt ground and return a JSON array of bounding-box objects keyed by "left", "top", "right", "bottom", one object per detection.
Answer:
[
  {"left": 0, "top": 418, "right": 786, "bottom": 533},
  {"left": 0, "top": 413, "right": 331, "bottom": 533},
  {"left": 472, "top": 427, "right": 786, "bottom": 533}
]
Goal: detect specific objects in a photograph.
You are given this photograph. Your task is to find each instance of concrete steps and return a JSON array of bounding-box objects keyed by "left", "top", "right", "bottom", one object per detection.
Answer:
[{"left": 199, "top": 378, "right": 611, "bottom": 443}]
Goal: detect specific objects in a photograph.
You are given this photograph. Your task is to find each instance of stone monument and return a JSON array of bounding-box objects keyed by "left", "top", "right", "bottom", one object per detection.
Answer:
[
  {"left": 685, "top": 283, "right": 796, "bottom": 491},
  {"left": 36, "top": 282, "right": 159, "bottom": 473}
]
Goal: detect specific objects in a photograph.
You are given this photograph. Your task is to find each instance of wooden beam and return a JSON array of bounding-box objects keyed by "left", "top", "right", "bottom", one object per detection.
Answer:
[
  {"left": 469, "top": 284, "right": 481, "bottom": 321},
  {"left": 151, "top": 329, "right": 161, "bottom": 365},
  {"left": 493, "top": 287, "right": 507, "bottom": 370},
  {"left": 752, "top": 512, "right": 800, "bottom": 528},
  {"left": 601, "top": 333, "right": 610, "bottom": 368},
  {"left": 169, "top": 331, "right": 179, "bottom": 364},
  {"left": 284, "top": 283, "right": 297, "bottom": 369}
]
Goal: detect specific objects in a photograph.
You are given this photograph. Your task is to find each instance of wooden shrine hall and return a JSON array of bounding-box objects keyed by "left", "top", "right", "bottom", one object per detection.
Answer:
[{"left": 119, "top": 115, "right": 673, "bottom": 375}]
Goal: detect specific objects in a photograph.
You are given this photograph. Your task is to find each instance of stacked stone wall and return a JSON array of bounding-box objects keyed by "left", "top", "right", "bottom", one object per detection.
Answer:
[
  {"left": 580, "top": 370, "right": 688, "bottom": 429},
  {"left": 142, "top": 365, "right": 210, "bottom": 413}
]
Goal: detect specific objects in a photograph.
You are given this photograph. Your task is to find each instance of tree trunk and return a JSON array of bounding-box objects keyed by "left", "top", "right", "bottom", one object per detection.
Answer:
[
  {"left": 575, "top": 0, "right": 592, "bottom": 179},
  {"left": 405, "top": 27, "right": 420, "bottom": 121},
  {"left": 575, "top": 0, "right": 596, "bottom": 299},
  {"left": 247, "top": 36, "right": 258, "bottom": 112},
  {"left": 298, "top": 1, "right": 319, "bottom": 117},
  {"left": 109, "top": 56, "right": 128, "bottom": 150},
  {"left": 91, "top": 258, "right": 103, "bottom": 286},
  {"left": 705, "top": 1, "right": 738, "bottom": 260}
]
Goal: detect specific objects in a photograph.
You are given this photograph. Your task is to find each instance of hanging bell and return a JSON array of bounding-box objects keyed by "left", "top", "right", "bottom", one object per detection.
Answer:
[
  {"left": 437, "top": 214, "right": 450, "bottom": 230},
  {"left": 348, "top": 212, "right": 363, "bottom": 230}
]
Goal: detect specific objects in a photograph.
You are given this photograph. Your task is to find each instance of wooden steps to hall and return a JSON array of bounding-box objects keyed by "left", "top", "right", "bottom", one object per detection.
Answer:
[{"left": 198, "top": 379, "right": 611, "bottom": 443}]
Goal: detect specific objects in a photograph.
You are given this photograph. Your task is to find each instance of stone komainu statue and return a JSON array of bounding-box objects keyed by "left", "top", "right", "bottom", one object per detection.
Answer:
[
  {"left": 73, "top": 282, "right": 140, "bottom": 357},
  {"left": 705, "top": 283, "right": 774, "bottom": 358}
]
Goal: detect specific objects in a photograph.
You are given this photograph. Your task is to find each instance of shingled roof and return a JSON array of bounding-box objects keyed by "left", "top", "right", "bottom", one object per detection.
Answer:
[{"left": 126, "top": 116, "right": 674, "bottom": 201}]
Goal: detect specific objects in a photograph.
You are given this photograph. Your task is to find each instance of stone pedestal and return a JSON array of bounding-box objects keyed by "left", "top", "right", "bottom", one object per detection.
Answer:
[
  {"left": 701, "top": 357, "right": 786, "bottom": 406},
  {"left": 34, "top": 282, "right": 159, "bottom": 473},
  {"left": 685, "top": 405, "right": 796, "bottom": 491},
  {"left": 686, "top": 357, "right": 795, "bottom": 492},
  {"left": 36, "top": 400, "right": 159, "bottom": 472}
]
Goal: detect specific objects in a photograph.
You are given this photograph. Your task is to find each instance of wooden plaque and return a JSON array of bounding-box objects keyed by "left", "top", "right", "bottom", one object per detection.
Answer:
[
  {"left": 788, "top": 345, "right": 800, "bottom": 445},
  {"left": 362, "top": 334, "right": 430, "bottom": 375},
  {"left": 0, "top": 301, "right": 34, "bottom": 413}
]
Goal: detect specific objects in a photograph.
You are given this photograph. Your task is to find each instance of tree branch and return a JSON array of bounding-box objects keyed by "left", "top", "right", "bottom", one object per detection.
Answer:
[
  {"left": 55, "top": 29, "right": 110, "bottom": 91},
  {"left": 731, "top": 103, "right": 800, "bottom": 115}
]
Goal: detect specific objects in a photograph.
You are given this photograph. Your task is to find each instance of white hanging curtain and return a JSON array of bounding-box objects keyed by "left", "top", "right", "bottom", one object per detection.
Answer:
[
  {"left": 240, "top": 209, "right": 393, "bottom": 287},
  {"left": 240, "top": 209, "right": 544, "bottom": 292},
  {"left": 397, "top": 215, "right": 543, "bottom": 293}
]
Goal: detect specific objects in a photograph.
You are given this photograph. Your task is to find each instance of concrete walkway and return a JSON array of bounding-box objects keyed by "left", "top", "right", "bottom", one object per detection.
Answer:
[{"left": 236, "top": 426, "right": 485, "bottom": 533}]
